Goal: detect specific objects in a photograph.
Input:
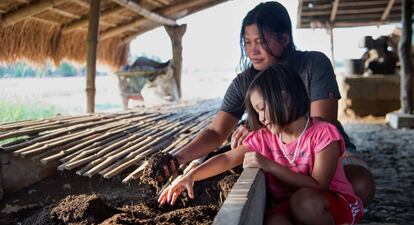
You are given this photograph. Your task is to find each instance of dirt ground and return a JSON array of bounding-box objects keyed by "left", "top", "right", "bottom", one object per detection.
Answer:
[{"left": 0, "top": 165, "right": 240, "bottom": 225}]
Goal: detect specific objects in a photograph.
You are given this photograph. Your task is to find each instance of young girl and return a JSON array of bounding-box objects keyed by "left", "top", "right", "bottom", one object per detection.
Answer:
[{"left": 158, "top": 64, "right": 363, "bottom": 225}]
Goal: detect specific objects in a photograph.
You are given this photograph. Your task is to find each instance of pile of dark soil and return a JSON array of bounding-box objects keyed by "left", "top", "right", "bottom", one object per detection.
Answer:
[{"left": 0, "top": 153, "right": 240, "bottom": 225}]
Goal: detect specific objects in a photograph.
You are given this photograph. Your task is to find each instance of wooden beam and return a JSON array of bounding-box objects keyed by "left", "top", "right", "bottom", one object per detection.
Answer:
[
  {"left": 86, "top": 0, "right": 101, "bottom": 113},
  {"left": 338, "top": 7, "right": 388, "bottom": 14},
  {"left": 62, "top": 6, "right": 124, "bottom": 33},
  {"left": 339, "top": 1, "right": 389, "bottom": 7},
  {"left": 156, "top": 0, "right": 171, "bottom": 5},
  {"left": 110, "top": 13, "right": 132, "bottom": 20},
  {"left": 331, "top": 21, "right": 389, "bottom": 27},
  {"left": 165, "top": 24, "right": 187, "bottom": 98},
  {"left": 111, "top": 0, "right": 177, "bottom": 26},
  {"left": 330, "top": 0, "right": 340, "bottom": 22},
  {"left": 0, "top": 0, "right": 68, "bottom": 26},
  {"left": 101, "top": 0, "right": 222, "bottom": 40},
  {"left": 30, "top": 16, "right": 61, "bottom": 25},
  {"left": 99, "top": 20, "right": 117, "bottom": 27},
  {"left": 72, "top": 0, "right": 90, "bottom": 8},
  {"left": 399, "top": 0, "right": 413, "bottom": 113},
  {"left": 121, "top": 32, "right": 140, "bottom": 44},
  {"left": 380, "top": 0, "right": 396, "bottom": 22},
  {"left": 49, "top": 7, "right": 81, "bottom": 19}
]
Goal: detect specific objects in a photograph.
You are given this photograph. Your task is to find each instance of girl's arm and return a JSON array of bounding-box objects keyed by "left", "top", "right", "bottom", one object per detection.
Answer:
[
  {"left": 158, "top": 145, "right": 248, "bottom": 205},
  {"left": 244, "top": 141, "right": 340, "bottom": 190}
]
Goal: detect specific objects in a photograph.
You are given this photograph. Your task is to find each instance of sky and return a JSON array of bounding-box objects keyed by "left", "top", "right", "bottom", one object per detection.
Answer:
[{"left": 129, "top": 0, "right": 399, "bottom": 72}]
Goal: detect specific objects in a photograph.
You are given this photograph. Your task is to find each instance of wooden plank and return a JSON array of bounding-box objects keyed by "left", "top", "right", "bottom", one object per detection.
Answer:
[
  {"left": 1, "top": 0, "right": 69, "bottom": 26},
  {"left": 86, "top": 0, "right": 101, "bottom": 113},
  {"left": 213, "top": 168, "right": 266, "bottom": 225},
  {"left": 330, "top": 0, "right": 340, "bottom": 22},
  {"left": 339, "top": 0, "right": 389, "bottom": 7},
  {"left": 111, "top": 0, "right": 177, "bottom": 26}
]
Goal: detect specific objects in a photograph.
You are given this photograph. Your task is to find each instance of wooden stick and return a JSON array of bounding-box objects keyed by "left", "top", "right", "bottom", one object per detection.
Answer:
[
  {"left": 122, "top": 161, "right": 148, "bottom": 183},
  {"left": 76, "top": 158, "right": 106, "bottom": 176}
]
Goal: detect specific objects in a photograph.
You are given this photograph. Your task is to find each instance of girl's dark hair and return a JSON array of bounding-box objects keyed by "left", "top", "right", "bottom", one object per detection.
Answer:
[
  {"left": 245, "top": 64, "right": 309, "bottom": 131},
  {"left": 239, "top": 2, "right": 295, "bottom": 71}
]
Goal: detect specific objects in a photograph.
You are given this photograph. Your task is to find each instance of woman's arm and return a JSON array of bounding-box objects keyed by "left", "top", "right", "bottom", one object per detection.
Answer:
[
  {"left": 158, "top": 145, "right": 248, "bottom": 205},
  {"left": 244, "top": 141, "right": 340, "bottom": 190},
  {"left": 174, "top": 111, "right": 239, "bottom": 165},
  {"left": 310, "top": 98, "right": 338, "bottom": 124}
]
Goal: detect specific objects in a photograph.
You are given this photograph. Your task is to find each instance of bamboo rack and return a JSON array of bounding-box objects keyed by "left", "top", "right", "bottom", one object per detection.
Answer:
[{"left": 0, "top": 99, "right": 222, "bottom": 183}]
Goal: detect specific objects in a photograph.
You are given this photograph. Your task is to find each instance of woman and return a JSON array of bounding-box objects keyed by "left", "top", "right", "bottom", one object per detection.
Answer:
[{"left": 160, "top": 1, "right": 374, "bottom": 206}]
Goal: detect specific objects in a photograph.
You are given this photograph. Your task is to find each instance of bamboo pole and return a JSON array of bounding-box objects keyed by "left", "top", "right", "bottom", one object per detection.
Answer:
[
  {"left": 111, "top": 0, "right": 177, "bottom": 26},
  {"left": 122, "top": 161, "right": 148, "bottom": 183},
  {"left": 86, "top": 0, "right": 101, "bottom": 113}
]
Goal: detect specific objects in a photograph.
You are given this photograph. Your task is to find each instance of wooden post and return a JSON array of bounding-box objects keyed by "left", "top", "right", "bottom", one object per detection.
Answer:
[
  {"left": 0, "top": 154, "right": 4, "bottom": 200},
  {"left": 86, "top": 0, "right": 101, "bottom": 113},
  {"left": 399, "top": 0, "right": 413, "bottom": 113},
  {"left": 329, "top": 24, "right": 335, "bottom": 68},
  {"left": 165, "top": 24, "right": 187, "bottom": 98}
]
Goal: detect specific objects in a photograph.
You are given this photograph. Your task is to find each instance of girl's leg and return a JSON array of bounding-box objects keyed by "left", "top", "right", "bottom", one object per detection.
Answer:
[
  {"left": 342, "top": 151, "right": 375, "bottom": 206},
  {"left": 289, "top": 188, "right": 335, "bottom": 225},
  {"left": 265, "top": 213, "right": 293, "bottom": 225}
]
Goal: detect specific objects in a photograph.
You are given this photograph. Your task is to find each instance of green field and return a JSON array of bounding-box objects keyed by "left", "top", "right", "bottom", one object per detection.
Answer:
[{"left": 0, "top": 99, "right": 61, "bottom": 124}]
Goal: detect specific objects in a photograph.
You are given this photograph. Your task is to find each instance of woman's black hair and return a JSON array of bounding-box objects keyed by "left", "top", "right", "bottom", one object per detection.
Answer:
[
  {"left": 239, "top": 1, "right": 296, "bottom": 72},
  {"left": 245, "top": 64, "right": 309, "bottom": 131}
]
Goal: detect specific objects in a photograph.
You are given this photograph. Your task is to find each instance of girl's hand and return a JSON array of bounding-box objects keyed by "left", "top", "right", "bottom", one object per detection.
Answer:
[
  {"left": 157, "top": 173, "right": 195, "bottom": 205},
  {"left": 243, "top": 152, "right": 273, "bottom": 172},
  {"left": 231, "top": 124, "right": 249, "bottom": 149}
]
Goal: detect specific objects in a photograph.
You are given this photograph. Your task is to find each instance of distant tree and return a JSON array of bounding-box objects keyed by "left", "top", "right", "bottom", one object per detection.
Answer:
[
  {"left": 0, "top": 66, "right": 5, "bottom": 77},
  {"left": 56, "top": 62, "right": 77, "bottom": 77}
]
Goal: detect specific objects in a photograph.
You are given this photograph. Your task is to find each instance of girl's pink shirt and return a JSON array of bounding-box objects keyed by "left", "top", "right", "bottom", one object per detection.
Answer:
[{"left": 242, "top": 118, "right": 362, "bottom": 206}]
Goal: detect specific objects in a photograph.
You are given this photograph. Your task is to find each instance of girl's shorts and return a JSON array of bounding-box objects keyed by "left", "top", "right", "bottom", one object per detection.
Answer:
[{"left": 266, "top": 190, "right": 363, "bottom": 225}]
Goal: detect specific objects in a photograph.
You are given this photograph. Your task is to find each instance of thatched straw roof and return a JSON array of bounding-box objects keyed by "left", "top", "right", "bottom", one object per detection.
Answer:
[
  {"left": 297, "top": 0, "right": 412, "bottom": 29},
  {"left": 0, "top": 0, "right": 228, "bottom": 68}
]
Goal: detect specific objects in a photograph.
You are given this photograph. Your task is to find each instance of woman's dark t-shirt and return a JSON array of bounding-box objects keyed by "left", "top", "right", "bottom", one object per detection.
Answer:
[{"left": 220, "top": 50, "right": 356, "bottom": 150}]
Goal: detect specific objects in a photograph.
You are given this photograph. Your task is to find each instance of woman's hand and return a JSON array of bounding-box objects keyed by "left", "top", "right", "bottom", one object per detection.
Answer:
[
  {"left": 231, "top": 124, "right": 249, "bottom": 149},
  {"left": 158, "top": 172, "right": 195, "bottom": 205},
  {"left": 243, "top": 152, "right": 273, "bottom": 172}
]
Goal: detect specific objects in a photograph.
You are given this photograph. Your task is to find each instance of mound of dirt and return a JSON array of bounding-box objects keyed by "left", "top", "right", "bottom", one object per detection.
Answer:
[
  {"left": 140, "top": 152, "right": 178, "bottom": 194},
  {"left": 102, "top": 204, "right": 219, "bottom": 225},
  {"left": 21, "top": 194, "right": 119, "bottom": 225},
  {"left": 51, "top": 194, "right": 119, "bottom": 224}
]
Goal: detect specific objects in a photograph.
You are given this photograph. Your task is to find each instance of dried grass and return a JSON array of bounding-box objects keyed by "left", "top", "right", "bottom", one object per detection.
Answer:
[{"left": 0, "top": 19, "right": 128, "bottom": 70}]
